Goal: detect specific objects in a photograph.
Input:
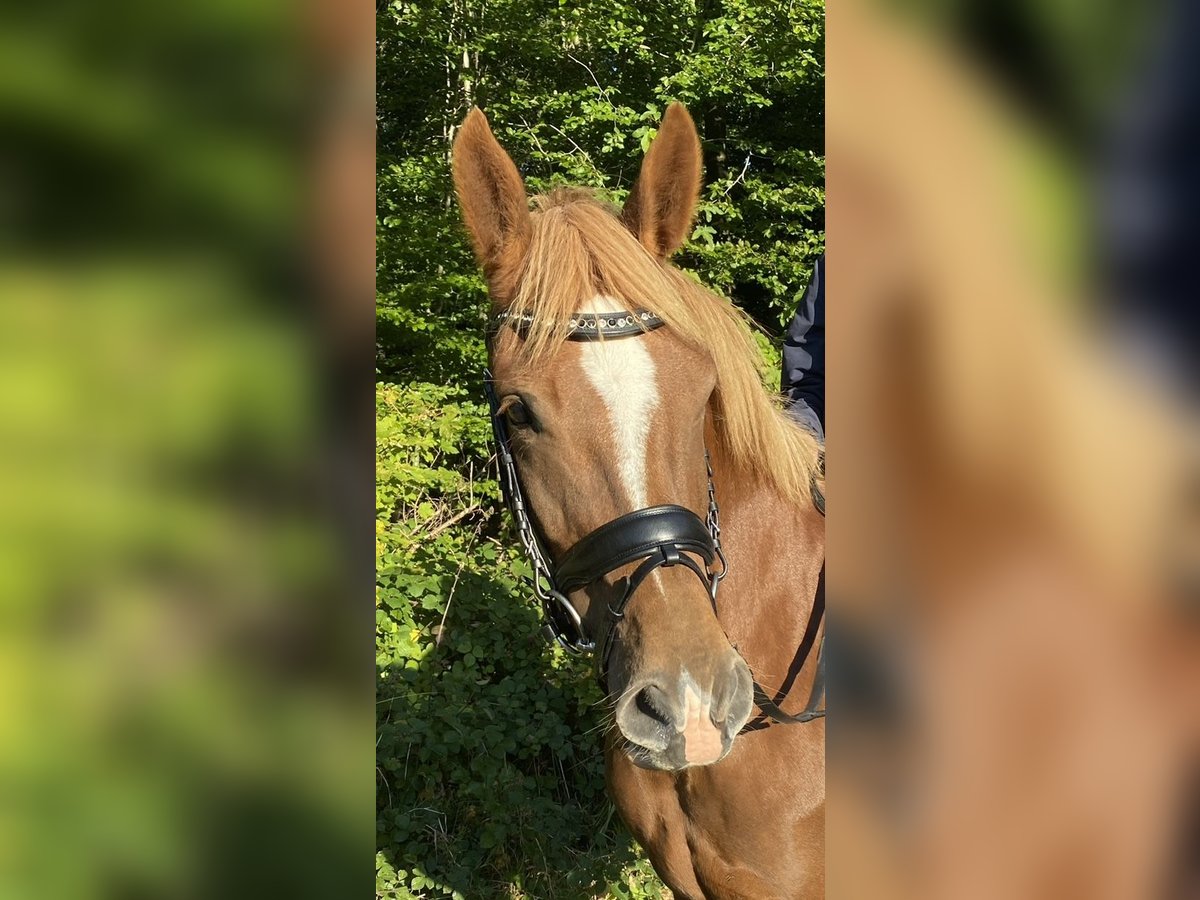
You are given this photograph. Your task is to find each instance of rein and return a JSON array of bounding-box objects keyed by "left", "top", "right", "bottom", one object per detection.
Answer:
[{"left": 485, "top": 307, "right": 824, "bottom": 728}]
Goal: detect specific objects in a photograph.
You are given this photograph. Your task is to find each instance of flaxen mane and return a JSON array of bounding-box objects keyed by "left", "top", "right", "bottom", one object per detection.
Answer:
[{"left": 501, "top": 188, "right": 823, "bottom": 506}]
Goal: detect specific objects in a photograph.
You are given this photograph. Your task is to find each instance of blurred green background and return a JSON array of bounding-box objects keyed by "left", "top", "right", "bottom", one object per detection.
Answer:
[
  {"left": 0, "top": 1, "right": 370, "bottom": 897},
  {"left": 375, "top": 0, "right": 823, "bottom": 897}
]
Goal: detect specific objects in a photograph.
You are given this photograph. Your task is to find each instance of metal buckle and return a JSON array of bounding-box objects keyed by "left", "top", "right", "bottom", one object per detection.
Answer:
[{"left": 544, "top": 589, "right": 593, "bottom": 654}]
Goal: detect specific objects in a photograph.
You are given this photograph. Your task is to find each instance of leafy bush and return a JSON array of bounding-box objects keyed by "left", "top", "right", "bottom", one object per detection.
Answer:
[{"left": 376, "top": 381, "right": 671, "bottom": 898}]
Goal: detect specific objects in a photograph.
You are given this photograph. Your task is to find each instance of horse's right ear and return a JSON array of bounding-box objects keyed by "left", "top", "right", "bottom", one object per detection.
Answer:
[{"left": 452, "top": 108, "right": 531, "bottom": 296}]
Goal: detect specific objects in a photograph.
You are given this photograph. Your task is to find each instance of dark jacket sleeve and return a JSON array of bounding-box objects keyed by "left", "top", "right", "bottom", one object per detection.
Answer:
[
  {"left": 1099, "top": 0, "right": 1200, "bottom": 389},
  {"left": 781, "top": 254, "right": 825, "bottom": 440}
]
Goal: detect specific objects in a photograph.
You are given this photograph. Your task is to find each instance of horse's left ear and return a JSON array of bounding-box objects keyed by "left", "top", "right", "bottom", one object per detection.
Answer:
[{"left": 621, "top": 103, "right": 703, "bottom": 259}]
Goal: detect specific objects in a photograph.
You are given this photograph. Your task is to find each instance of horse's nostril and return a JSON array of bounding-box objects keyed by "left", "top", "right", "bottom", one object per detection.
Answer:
[
  {"left": 614, "top": 682, "right": 676, "bottom": 752},
  {"left": 634, "top": 684, "right": 674, "bottom": 730},
  {"left": 712, "top": 658, "right": 755, "bottom": 733}
]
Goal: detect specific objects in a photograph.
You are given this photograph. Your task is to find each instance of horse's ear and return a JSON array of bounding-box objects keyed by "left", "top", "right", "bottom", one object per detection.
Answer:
[
  {"left": 621, "top": 103, "right": 703, "bottom": 259},
  {"left": 452, "top": 108, "right": 531, "bottom": 295}
]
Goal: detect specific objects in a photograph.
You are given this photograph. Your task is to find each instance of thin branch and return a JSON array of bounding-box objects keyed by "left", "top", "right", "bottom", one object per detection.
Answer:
[
  {"left": 566, "top": 52, "right": 605, "bottom": 95},
  {"left": 518, "top": 115, "right": 550, "bottom": 160},
  {"left": 542, "top": 120, "right": 602, "bottom": 179},
  {"left": 722, "top": 154, "right": 753, "bottom": 196},
  {"left": 434, "top": 516, "right": 485, "bottom": 646},
  {"left": 424, "top": 504, "right": 481, "bottom": 539}
]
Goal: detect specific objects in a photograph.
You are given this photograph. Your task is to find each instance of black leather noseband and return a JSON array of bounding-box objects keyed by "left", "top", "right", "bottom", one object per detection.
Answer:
[
  {"left": 555, "top": 504, "right": 721, "bottom": 678},
  {"left": 555, "top": 505, "right": 716, "bottom": 594}
]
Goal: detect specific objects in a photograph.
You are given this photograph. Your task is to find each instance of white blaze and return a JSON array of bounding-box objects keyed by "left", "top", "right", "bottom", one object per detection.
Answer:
[{"left": 578, "top": 296, "right": 659, "bottom": 508}]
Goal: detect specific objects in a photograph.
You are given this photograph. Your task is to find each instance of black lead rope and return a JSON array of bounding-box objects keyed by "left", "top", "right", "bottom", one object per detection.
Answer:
[
  {"left": 741, "top": 468, "right": 826, "bottom": 731},
  {"left": 741, "top": 570, "right": 825, "bottom": 732}
]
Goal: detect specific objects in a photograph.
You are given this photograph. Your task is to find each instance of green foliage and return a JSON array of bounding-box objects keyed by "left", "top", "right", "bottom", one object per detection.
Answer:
[
  {"left": 377, "top": 0, "right": 823, "bottom": 896},
  {"left": 376, "top": 382, "right": 648, "bottom": 898},
  {"left": 378, "top": 0, "right": 825, "bottom": 355}
]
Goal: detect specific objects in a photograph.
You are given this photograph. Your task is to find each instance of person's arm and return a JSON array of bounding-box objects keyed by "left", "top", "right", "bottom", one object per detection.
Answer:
[{"left": 781, "top": 254, "right": 825, "bottom": 441}]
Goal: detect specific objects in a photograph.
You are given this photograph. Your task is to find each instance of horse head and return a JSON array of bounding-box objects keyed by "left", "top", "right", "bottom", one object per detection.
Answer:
[{"left": 453, "top": 104, "right": 763, "bottom": 769}]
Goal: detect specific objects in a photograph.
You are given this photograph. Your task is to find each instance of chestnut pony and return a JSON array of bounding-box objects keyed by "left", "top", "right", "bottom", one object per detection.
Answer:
[{"left": 453, "top": 104, "right": 825, "bottom": 898}]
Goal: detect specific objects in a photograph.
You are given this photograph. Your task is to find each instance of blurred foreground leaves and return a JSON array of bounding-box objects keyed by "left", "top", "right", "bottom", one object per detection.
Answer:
[{"left": 0, "top": 1, "right": 371, "bottom": 897}]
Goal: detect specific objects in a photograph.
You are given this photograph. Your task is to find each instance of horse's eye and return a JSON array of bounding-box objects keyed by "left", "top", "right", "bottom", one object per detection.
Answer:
[{"left": 504, "top": 399, "right": 532, "bottom": 429}]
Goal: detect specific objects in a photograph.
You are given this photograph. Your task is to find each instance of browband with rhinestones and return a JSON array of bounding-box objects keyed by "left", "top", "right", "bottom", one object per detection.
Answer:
[{"left": 489, "top": 308, "right": 665, "bottom": 341}]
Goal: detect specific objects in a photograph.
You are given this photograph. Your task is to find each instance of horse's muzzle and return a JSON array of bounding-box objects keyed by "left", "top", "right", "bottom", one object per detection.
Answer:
[{"left": 614, "top": 657, "right": 754, "bottom": 770}]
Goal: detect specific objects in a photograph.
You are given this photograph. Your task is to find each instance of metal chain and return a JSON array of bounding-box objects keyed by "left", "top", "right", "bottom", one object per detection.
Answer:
[
  {"left": 705, "top": 450, "right": 729, "bottom": 590},
  {"left": 497, "top": 437, "right": 556, "bottom": 603},
  {"left": 486, "top": 375, "right": 554, "bottom": 601}
]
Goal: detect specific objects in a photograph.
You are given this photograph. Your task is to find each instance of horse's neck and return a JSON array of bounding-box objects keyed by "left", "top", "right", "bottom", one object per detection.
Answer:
[{"left": 711, "top": 449, "right": 825, "bottom": 689}]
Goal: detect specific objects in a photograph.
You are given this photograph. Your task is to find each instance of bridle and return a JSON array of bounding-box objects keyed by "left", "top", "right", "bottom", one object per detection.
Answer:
[
  {"left": 485, "top": 308, "right": 726, "bottom": 677},
  {"left": 485, "top": 306, "right": 824, "bottom": 726}
]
